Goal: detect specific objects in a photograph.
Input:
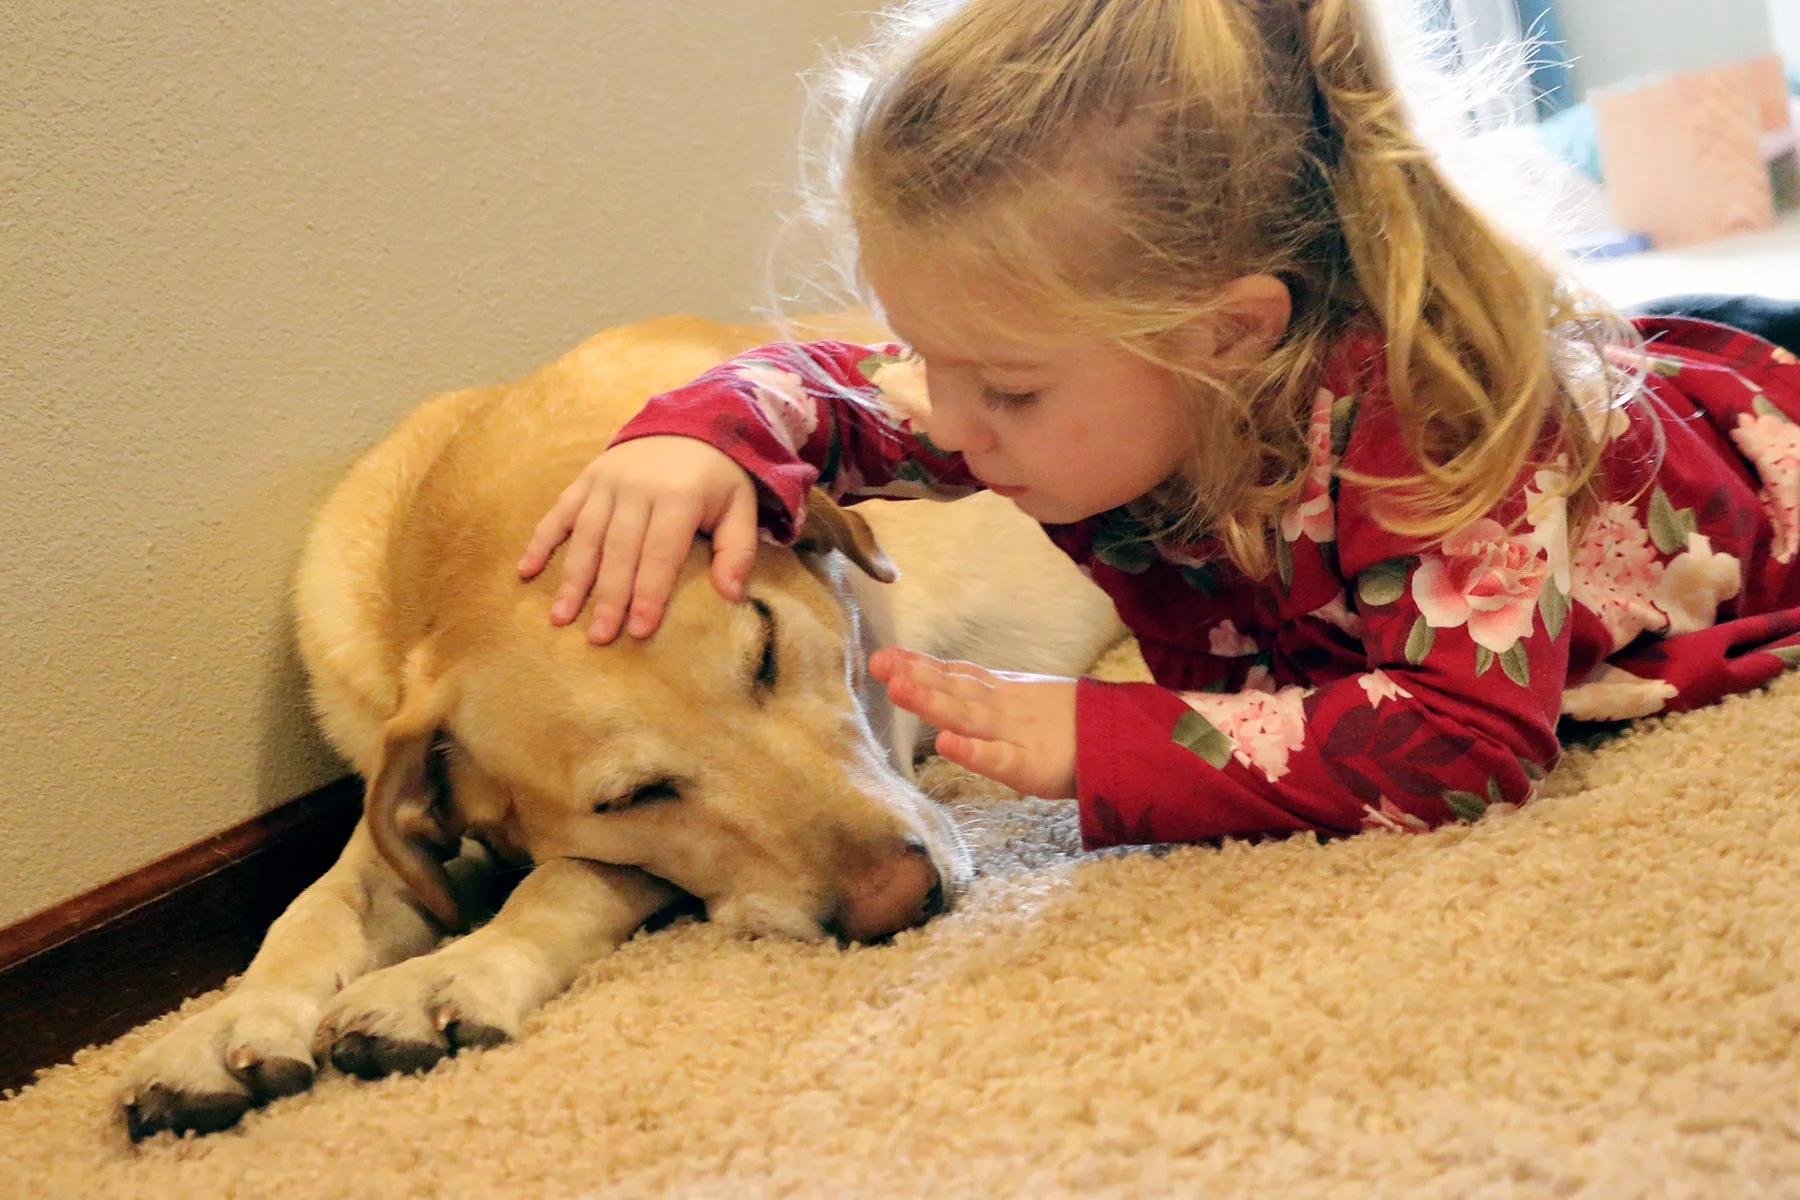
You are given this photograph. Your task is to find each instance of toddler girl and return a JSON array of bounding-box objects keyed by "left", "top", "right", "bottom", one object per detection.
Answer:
[{"left": 519, "top": 0, "right": 1800, "bottom": 847}]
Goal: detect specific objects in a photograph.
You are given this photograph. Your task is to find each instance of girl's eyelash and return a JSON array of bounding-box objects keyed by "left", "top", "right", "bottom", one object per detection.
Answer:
[{"left": 982, "top": 387, "right": 1038, "bottom": 409}]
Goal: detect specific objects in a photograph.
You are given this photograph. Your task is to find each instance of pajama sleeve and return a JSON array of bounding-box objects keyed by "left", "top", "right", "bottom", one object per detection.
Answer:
[{"left": 609, "top": 339, "right": 979, "bottom": 542}]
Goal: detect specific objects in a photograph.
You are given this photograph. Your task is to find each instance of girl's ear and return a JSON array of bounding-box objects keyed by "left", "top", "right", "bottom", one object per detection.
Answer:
[{"left": 1178, "top": 274, "right": 1293, "bottom": 367}]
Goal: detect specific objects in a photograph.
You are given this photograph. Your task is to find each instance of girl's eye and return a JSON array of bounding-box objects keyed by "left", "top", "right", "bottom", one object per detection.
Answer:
[{"left": 981, "top": 387, "right": 1038, "bottom": 410}]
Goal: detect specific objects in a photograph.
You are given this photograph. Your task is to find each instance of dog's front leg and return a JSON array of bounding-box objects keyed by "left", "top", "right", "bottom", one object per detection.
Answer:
[
  {"left": 314, "top": 858, "right": 676, "bottom": 1081},
  {"left": 118, "top": 822, "right": 457, "bottom": 1140}
]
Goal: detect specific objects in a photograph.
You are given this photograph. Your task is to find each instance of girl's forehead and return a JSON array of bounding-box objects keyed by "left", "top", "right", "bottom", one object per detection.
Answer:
[{"left": 865, "top": 255, "right": 1073, "bottom": 367}]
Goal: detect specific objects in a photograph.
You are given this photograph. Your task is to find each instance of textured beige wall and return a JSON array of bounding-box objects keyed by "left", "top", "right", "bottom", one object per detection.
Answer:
[{"left": 0, "top": 1, "right": 869, "bottom": 926}]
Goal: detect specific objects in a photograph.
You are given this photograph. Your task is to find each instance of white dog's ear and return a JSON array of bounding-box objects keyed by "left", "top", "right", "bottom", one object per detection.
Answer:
[
  {"left": 796, "top": 488, "right": 899, "bottom": 583},
  {"left": 365, "top": 678, "right": 465, "bottom": 931}
]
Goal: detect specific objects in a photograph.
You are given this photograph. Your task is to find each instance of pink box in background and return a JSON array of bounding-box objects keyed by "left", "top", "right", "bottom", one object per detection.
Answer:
[{"left": 1593, "top": 55, "right": 1788, "bottom": 250}]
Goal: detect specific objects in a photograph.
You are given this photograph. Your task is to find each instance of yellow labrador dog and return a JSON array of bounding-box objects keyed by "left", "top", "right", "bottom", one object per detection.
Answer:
[{"left": 118, "top": 313, "right": 1123, "bottom": 1140}]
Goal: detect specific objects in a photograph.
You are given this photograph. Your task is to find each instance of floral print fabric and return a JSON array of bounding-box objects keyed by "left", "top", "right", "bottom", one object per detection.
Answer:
[{"left": 612, "top": 317, "right": 1800, "bottom": 849}]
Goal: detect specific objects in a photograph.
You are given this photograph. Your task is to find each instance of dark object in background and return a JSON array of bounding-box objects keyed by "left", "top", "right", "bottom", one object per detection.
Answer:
[{"left": 1627, "top": 294, "right": 1800, "bottom": 357}]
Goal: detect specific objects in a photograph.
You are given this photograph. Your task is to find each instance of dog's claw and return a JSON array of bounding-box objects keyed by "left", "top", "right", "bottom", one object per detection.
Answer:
[
  {"left": 329, "top": 1031, "right": 445, "bottom": 1080},
  {"left": 123, "top": 1084, "right": 253, "bottom": 1142},
  {"left": 246, "top": 1056, "right": 316, "bottom": 1100},
  {"left": 444, "top": 1019, "right": 509, "bottom": 1052}
]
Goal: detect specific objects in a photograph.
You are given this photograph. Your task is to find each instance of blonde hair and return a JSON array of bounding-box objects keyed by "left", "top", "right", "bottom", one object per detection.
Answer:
[{"left": 794, "top": 0, "right": 1642, "bottom": 577}]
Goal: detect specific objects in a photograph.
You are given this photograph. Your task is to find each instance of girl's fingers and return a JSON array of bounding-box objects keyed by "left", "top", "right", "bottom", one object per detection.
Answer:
[
  {"left": 549, "top": 491, "right": 615, "bottom": 626},
  {"left": 520, "top": 472, "right": 597, "bottom": 579},
  {"left": 587, "top": 499, "right": 650, "bottom": 644},
  {"left": 867, "top": 646, "right": 901, "bottom": 683},
  {"left": 626, "top": 499, "right": 705, "bottom": 639},
  {"left": 935, "top": 731, "right": 1030, "bottom": 794},
  {"left": 708, "top": 485, "right": 759, "bottom": 603},
  {"left": 886, "top": 665, "right": 1003, "bottom": 742},
  {"left": 875, "top": 649, "right": 996, "bottom": 696}
]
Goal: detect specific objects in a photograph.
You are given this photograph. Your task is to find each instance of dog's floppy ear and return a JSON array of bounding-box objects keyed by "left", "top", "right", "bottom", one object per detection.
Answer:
[
  {"left": 365, "top": 680, "right": 465, "bottom": 931},
  {"left": 796, "top": 488, "right": 899, "bottom": 583}
]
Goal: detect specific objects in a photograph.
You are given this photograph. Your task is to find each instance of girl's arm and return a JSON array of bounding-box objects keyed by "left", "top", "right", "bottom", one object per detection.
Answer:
[
  {"left": 609, "top": 339, "right": 978, "bottom": 541},
  {"left": 884, "top": 543, "right": 1571, "bottom": 848},
  {"left": 1070, "top": 587, "right": 1568, "bottom": 847}
]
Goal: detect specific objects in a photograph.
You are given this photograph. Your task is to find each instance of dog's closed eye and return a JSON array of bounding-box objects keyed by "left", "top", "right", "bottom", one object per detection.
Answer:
[
  {"left": 750, "top": 598, "right": 778, "bottom": 695},
  {"left": 594, "top": 778, "right": 682, "bottom": 813}
]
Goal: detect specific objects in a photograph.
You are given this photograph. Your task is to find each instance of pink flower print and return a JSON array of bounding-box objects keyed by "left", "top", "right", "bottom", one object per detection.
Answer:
[
  {"left": 1308, "top": 590, "right": 1365, "bottom": 638},
  {"left": 1208, "top": 619, "right": 1258, "bottom": 658},
  {"left": 864, "top": 352, "right": 932, "bottom": 423},
  {"left": 1280, "top": 494, "right": 1334, "bottom": 547},
  {"left": 1651, "top": 532, "right": 1741, "bottom": 635},
  {"left": 1568, "top": 502, "right": 1668, "bottom": 652},
  {"left": 1560, "top": 664, "right": 1680, "bottom": 721},
  {"left": 1412, "top": 519, "right": 1550, "bottom": 654},
  {"left": 1574, "top": 354, "right": 1634, "bottom": 446},
  {"left": 1361, "top": 797, "right": 1431, "bottom": 835},
  {"left": 1357, "top": 670, "right": 1413, "bottom": 706},
  {"left": 1177, "top": 686, "right": 1310, "bottom": 782},
  {"left": 1523, "top": 463, "right": 1572, "bottom": 593},
  {"left": 735, "top": 362, "right": 817, "bottom": 452},
  {"left": 1242, "top": 665, "right": 1276, "bottom": 693},
  {"left": 1730, "top": 410, "right": 1800, "bottom": 565},
  {"left": 1279, "top": 388, "right": 1338, "bottom": 545},
  {"left": 1155, "top": 541, "right": 1212, "bottom": 569}
]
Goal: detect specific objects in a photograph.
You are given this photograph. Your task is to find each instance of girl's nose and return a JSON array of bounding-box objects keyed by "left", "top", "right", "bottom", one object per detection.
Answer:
[{"left": 920, "top": 392, "right": 996, "bottom": 456}]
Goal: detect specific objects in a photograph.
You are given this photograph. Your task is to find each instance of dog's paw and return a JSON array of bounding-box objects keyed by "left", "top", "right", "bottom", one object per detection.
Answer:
[
  {"left": 314, "top": 943, "right": 532, "bottom": 1081},
  {"left": 118, "top": 987, "right": 320, "bottom": 1141}
]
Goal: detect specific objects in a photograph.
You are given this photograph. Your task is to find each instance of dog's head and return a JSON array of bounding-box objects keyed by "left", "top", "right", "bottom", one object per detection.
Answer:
[{"left": 365, "top": 491, "right": 971, "bottom": 943}]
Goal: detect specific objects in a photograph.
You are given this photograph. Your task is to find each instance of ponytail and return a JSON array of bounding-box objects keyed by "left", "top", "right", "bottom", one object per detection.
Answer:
[{"left": 1303, "top": 0, "right": 1627, "bottom": 537}]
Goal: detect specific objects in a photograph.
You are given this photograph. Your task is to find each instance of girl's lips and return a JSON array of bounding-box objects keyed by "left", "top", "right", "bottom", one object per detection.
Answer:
[{"left": 982, "top": 480, "right": 1028, "bottom": 497}]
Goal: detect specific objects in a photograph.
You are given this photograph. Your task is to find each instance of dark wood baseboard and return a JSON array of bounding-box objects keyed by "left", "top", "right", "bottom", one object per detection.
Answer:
[{"left": 0, "top": 777, "right": 364, "bottom": 1096}]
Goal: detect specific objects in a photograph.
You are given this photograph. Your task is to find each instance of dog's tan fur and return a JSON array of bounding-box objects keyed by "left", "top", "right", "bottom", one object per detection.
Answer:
[{"left": 117, "top": 313, "right": 1123, "bottom": 1139}]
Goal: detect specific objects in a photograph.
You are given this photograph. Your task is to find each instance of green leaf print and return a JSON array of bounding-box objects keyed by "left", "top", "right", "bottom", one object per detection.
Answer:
[
  {"left": 1646, "top": 355, "right": 1685, "bottom": 378},
  {"left": 1516, "top": 755, "right": 1546, "bottom": 781},
  {"left": 855, "top": 351, "right": 908, "bottom": 383},
  {"left": 1771, "top": 645, "right": 1800, "bottom": 669},
  {"left": 1753, "top": 394, "right": 1792, "bottom": 423},
  {"left": 1330, "top": 393, "right": 1360, "bottom": 458},
  {"left": 1486, "top": 777, "right": 1506, "bottom": 808},
  {"left": 1647, "top": 487, "right": 1698, "bottom": 555},
  {"left": 1090, "top": 507, "right": 1156, "bottom": 575},
  {"left": 912, "top": 428, "right": 948, "bottom": 457},
  {"left": 1094, "top": 539, "right": 1155, "bottom": 575},
  {"left": 1356, "top": 557, "right": 1410, "bottom": 608},
  {"left": 1275, "top": 535, "right": 1293, "bottom": 593},
  {"left": 1443, "top": 790, "right": 1488, "bottom": 822},
  {"left": 1404, "top": 617, "right": 1435, "bottom": 666},
  {"left": 1499, "top": 642, "right": 1531, "bottom": 687},
  {"left": 1172, "top": 711, "right": 1233, "bottom": 769},
  {"left": 1538, "top": 583, "right": 1568, "bottom": 640},
  {"left": 1180, "top": 564, "right": 1223, "bottom": 595},
  {"left": 1475, "top": 646, "right": 1494, "bottom": 676},
  {"left": 894, "top": 460, "right": 933, "bottom": 486}
]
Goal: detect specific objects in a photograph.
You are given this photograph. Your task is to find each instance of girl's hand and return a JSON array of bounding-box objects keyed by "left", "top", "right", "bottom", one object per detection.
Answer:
[
  {"left": 869, "top": 648, "right": 1079, "bottom": 799},
  {"left": 517, "top": 436, "right": 758, "bottom": 643}
]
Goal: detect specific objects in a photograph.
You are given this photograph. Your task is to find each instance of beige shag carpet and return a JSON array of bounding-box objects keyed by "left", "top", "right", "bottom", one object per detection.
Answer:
[{"left": 6, "top": 660, "right": 1800, "bottom": 1198}]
